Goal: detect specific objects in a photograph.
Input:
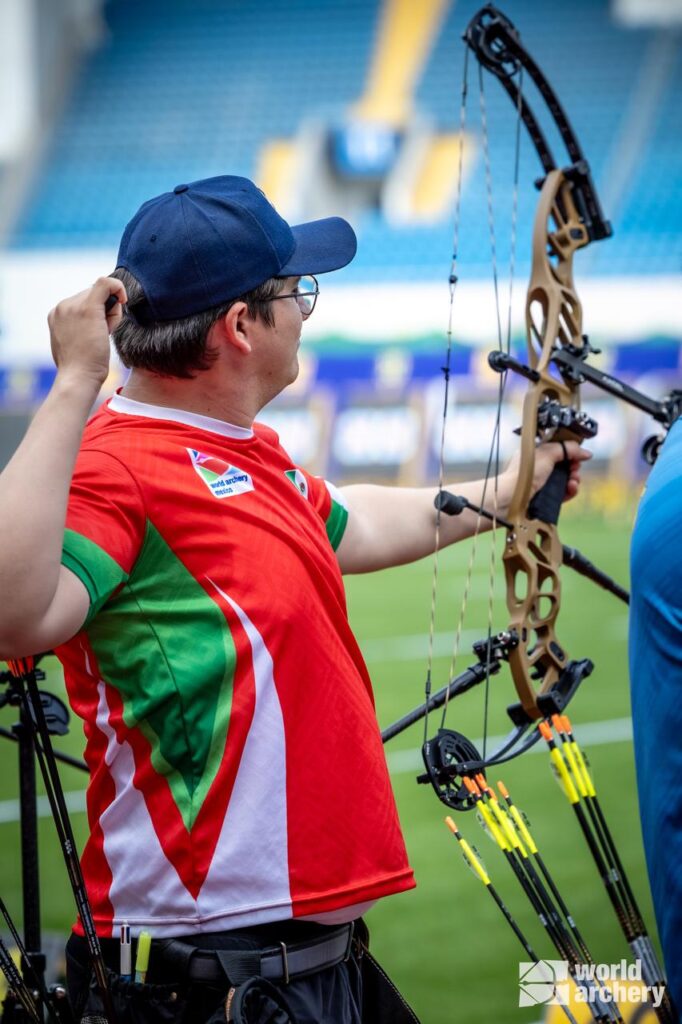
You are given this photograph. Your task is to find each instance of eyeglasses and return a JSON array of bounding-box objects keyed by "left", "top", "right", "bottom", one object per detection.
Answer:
[{"left": 267, "top": 275, "right": 319, "bottom": 319}]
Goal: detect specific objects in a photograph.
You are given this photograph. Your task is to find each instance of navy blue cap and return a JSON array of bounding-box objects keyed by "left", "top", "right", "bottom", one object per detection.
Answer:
[{"left": 116, "top": 175, "right": 357, "bottom": 323}]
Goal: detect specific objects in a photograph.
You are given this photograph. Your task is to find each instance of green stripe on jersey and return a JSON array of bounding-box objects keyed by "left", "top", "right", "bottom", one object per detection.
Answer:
[
  {"left": 86, "top": 522, "right": 236, "bottom": 831},
  {"left": 326, "top": 500, "right": 348, "bottom": 551},
  {"left": 62, "top": 529, "right": 129, "bottom": 624},
  {"left": 324, "top": 482, "right": 349, "bottom": 550}
]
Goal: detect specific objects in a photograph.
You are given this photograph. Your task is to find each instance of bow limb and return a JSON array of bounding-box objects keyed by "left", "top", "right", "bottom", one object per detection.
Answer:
[
  {"left": 503, "top": 169, "right": 597, "bottom": 720},
  {"left": 461, "top": 7, "right": 609, "bottom": 722}
]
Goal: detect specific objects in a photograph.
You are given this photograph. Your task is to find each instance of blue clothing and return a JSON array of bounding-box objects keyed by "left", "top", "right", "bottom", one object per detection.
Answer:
[{"left": 630, "top": 417, "right": 682, "bottom": 1009}]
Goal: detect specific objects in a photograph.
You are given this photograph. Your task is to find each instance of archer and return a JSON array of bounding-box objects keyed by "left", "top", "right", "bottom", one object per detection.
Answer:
[{"left": 0, "top": 175, "right": 584, "bottom": 1024}]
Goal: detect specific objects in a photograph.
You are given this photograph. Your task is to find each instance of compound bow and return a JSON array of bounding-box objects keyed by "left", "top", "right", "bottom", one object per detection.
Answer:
[
  {"left": 382, "top": 6, "right": 681, "bottom": 1019},
  {"left": 383, "top": 1, "right": 681, "bottom": 799}
]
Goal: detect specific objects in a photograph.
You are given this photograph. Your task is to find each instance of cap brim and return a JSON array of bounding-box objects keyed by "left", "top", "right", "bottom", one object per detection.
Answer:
[{"left": 278, "top": 217, "right": 357, "bottom": 276}]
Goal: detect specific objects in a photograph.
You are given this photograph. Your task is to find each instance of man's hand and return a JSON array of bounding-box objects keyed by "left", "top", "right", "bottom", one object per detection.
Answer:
[
  {"left": 504, "top": 439, "right": 591, "bottom": 507},
  {"left": 48, "top": 276, "right": 127, "bottom": 389}
]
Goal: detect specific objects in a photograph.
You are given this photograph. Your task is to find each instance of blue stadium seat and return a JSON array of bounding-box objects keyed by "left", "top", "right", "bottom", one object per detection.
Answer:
[{"left": 8, "top": 0, "right": 681, "bottom": 279}]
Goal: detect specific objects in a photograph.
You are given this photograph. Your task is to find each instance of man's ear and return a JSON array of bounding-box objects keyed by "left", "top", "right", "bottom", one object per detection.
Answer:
[{"left": 217, "top": 301, "right": 253, "bottom": 355}]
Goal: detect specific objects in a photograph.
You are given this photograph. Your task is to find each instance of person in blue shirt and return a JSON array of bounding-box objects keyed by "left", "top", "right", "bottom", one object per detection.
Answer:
[{"left": 629, "top": 417, "right": 682, "bottom": 1011}]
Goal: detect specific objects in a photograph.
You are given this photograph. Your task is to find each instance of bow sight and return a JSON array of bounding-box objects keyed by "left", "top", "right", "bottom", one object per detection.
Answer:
[{"left": 489, "top": 348, "right": 682, "bottom": 467}]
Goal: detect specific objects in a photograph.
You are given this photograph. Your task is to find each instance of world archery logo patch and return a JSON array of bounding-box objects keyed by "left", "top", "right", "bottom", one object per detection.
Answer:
[
  {"left": 284, "top": 468, "right": 309, "bottom": 499},
  {"left": 187, "top": 449, "right": 254, "bottom": 499}
]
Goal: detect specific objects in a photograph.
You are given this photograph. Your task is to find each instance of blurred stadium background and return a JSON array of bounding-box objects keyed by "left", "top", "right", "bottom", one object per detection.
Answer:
[
  {"left": 0, "top": 0, "right": 680, "bottom": 488},
  {"left": 0, "top": 0, "right": 680, "bottom": 1021}
]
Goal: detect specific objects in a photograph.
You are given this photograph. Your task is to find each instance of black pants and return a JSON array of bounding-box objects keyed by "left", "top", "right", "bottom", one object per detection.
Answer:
[{"left": 66, "top": 920, "right": 363, "bottom": 1024}]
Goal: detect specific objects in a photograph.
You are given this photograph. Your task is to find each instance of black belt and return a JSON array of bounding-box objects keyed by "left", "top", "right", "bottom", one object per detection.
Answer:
[{"left": 155, "top": 922, "right": 356, "bottom": 987}]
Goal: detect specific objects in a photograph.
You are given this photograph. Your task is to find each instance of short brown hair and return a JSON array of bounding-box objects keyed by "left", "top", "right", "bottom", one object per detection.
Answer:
[{"left": 110, "top": 268, "right": 287, "bottom": 379}]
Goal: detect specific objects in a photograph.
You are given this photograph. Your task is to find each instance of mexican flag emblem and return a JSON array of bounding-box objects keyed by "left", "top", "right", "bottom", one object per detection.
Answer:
[
  {"left": 187, "top": 449, "right": 254, "bottom": 499},
  {"left": 284, "top": 468, "right": 309, "bottom": 499}
]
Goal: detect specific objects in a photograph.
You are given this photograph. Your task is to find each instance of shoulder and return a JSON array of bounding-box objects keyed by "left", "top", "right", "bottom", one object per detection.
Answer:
[
  {"left": 253, "top": 421, "right": 280, "bottom": 447},
  {"left": 80, "top": 397, "right": 140, "bottom": 456}
]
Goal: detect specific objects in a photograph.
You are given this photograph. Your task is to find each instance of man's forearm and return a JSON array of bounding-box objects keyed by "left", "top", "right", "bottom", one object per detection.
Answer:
[
  {"left": 337, "top": 441, "right": 588, "bottom": 574},
  {"left": 0, "top": 372, "right": 100, "bottom": 631},
  {"left": 338, "top": 474, "right": 513, "bottom": 573}
]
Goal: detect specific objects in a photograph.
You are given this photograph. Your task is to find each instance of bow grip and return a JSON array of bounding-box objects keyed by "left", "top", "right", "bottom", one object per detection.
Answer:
[{"left": 528, "top": 458, "right": 570, "bottom": 525}]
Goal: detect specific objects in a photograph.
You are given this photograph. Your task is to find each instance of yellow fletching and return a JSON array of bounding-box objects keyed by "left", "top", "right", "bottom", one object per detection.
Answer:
[
  {"left": 479, "top": 802, "right": 509, "bottom": 851},
  {"left": 509, "top": 804, "right": 538, "bottom": 854},
  {"left": 550, "top": 748, "right": 579, "bottom": 804},
  {"left": 563, "top": 740, "right": 588, "bottom": 799},
  {"left": 573, "top": 743, "right": 597, "bottom": 798},
  {"left": 459, "top": 836, "right": 491, "bottom": 885},
  {"left": 490, "top": 799, "right": 525, "bottom": 854},
  {"left": 445, "top": 817, "right": 492, "bottom": 885}
]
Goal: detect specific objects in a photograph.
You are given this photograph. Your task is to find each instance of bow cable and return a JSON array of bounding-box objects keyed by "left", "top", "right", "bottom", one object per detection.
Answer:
[
  {"left": 422, "top": 42, "right": 471, "bottom": 746},
  {"left": 471, "top": 56, "right": 525, "bottom": 759},
  {"left": 428, "top": 46, "right": 526, "bottom": 754}
]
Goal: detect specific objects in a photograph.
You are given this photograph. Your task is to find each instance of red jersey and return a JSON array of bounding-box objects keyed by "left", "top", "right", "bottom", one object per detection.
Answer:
[{"left": 56, "top": 393, "right": 414, "bottom": 937}]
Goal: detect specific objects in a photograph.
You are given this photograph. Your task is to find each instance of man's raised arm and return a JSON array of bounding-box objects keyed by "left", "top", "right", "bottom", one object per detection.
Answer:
[{"left": 0, "top": 277, "right": 126, "bottom": 658}]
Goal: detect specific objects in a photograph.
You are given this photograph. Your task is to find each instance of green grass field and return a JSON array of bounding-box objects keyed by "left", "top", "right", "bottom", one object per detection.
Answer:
[{"left": 0, "top": 506, "right": 655, "bottom": 1023}]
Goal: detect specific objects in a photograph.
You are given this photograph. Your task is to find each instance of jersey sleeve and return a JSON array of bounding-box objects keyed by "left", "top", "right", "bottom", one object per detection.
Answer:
[
  {"left": 62, "top": 449, "right": 146, "bottom": 624},
  {"left": 303, "top": 474, "right": 349, "bottom": 552},
  {"left": 254, "top": 424, "right": 349, "bottom": 552}
]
